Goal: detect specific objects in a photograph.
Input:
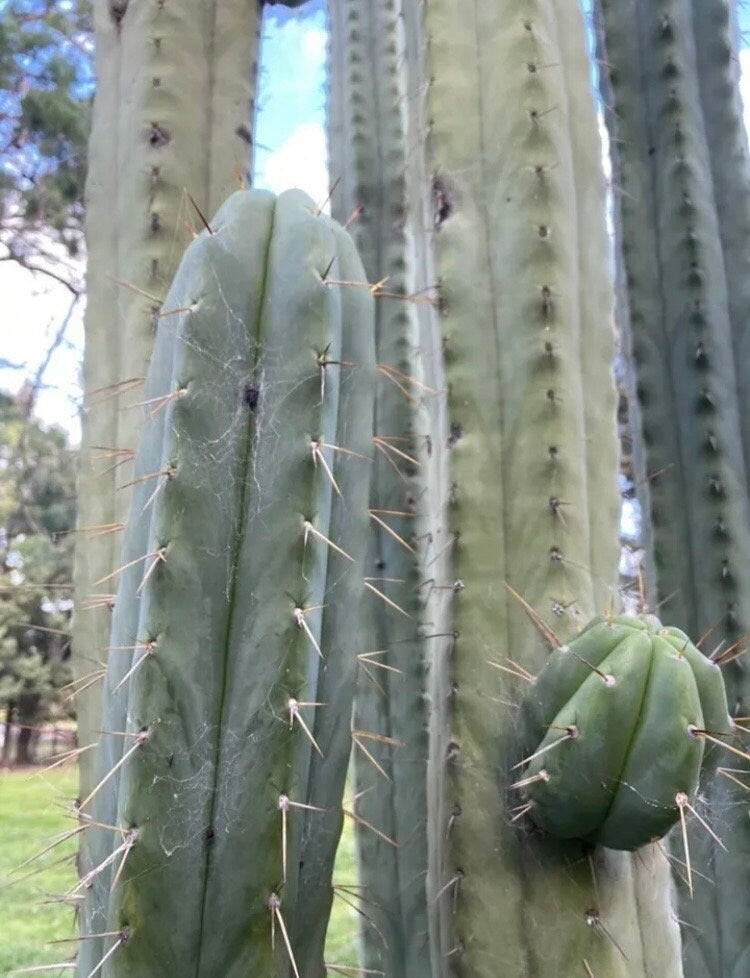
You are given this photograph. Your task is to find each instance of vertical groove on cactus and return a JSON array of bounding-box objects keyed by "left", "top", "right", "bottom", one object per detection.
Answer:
[
  {"left": 75, "top": 0, "right": 264, "bottom": 806},
  {"left": 417, "top": 2, "right": 683, "bottom": 975},
  {"left": 327, "top": 2, "right": 433, "bottom": 975},
  {"left": 596, "top": 1, "right": 750, "bottom": 974},
  {"left": 76, "top": 190, "right": 375, "bottom": 978},
  {"left": 690, "top": 0, "right": 750, "bottom": 488}
]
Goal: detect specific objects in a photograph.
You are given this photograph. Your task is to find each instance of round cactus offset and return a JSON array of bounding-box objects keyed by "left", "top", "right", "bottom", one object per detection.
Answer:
[{"left": 519, "top": 615, "right": 732, "bottom": 851}]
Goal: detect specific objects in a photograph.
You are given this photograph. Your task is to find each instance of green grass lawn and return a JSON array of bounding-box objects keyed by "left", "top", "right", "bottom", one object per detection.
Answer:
[
  {"left": 1, "top": 765, "right": 79, "bottom": 977},
  {"left": 1, "top": 764, "right": 360, "bottom": 976}
]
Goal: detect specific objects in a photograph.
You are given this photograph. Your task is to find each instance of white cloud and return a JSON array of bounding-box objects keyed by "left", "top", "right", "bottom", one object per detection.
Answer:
[
  {"left": 270, "top": 17, "right": 327, "bottom": 76},
  {"left": 301, "top": 25, "right": 327, "bottom": 64},
  {"left": 256, "top": 122, "right": 329, "bottom": 205},
  {"left": 254, "top": 15, "right": 327, "bottom": 162},
  {"left": 258, "top": 17, "right": 327, "bottom": 119}
]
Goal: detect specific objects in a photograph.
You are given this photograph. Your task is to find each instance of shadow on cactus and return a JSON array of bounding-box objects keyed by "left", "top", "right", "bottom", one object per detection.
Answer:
[{"left": 517, "top": 615, "right": 733, "bottom": 852}]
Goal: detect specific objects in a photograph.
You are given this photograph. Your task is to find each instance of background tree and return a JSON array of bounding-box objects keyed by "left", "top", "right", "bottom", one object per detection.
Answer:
[
  {"left": 0, "top": 0, "right": 92, "bottom": 280},
  {"left": 0, "top": 389, "right": 76, "bottom": 765}
]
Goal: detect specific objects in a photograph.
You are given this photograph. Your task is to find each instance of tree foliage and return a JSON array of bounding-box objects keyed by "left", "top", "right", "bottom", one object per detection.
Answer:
[
  {"left": 0, "top": 0, "right": 93, "bottom": 267},
  {"left": 0, "top": 389, "right": 76, "bottom": 765}
]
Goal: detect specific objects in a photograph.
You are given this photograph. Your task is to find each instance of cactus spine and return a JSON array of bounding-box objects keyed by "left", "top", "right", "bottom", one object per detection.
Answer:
[
  {"left": 76, "top": 189, "right": 375, "bottom": 977},
  {"left": 75, "top": 0, "right": 268, "bottom": 804},
  {"left": 596, "top": 2, "right": 750, "bottom": 973}
]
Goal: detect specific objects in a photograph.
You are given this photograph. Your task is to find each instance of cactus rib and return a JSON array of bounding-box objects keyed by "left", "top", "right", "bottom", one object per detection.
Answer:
[{"left": 75, "top": 0, "right": 265, "bottom": 812}]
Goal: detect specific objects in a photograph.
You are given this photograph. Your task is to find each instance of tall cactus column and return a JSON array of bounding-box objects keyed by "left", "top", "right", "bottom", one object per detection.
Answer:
[
  {"left": 327, "top": 2, "right": 433, "bottom": 975},
  {"left": 596, "top": 2, "right": 750, "bottom": 974},
  {"left": 415, "top": 1, "right": 682, "bottom": 975},
  {"left": 75, "top": 0, "right": 268, "bottom": 802},
  {"left": 76, "top": 189, "right": 375, "bottom": 978}
]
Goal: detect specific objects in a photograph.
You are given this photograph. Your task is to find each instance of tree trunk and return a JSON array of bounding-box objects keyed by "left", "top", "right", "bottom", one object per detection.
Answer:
[
  {"left": 16, "top": 723, "right": 34, "bottom": 766},
  {"left": 1, "top": 703, "right": 14, "bottom": 765}
]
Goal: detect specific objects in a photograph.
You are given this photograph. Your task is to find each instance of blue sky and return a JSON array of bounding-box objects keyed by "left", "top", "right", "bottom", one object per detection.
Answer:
[
  {"left": 1, "top": 1, "right": 750, "bottom": 442},
  {"left": 256, "top": 1, "right": 327, "bottom": 179}
]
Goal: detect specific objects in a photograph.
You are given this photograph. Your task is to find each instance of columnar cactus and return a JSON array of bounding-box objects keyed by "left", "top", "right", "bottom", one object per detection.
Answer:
[
  {"left": 417, "top": 3, "right": 681, "bottom": 974},
  {"left": 596, "top": 2, "right": 750, "bottom": 973},
  {"left": 61, "top": 0, "right": 750, "bottom": 976},
  {"left": 691, "top": 0, "right": 750, "bottom": 486},
  {"left": 76, "top": 188, "right": 375, "bottom": 978},
  {"left": 327, "top": 2, "right": 432, "bottom": 975}
]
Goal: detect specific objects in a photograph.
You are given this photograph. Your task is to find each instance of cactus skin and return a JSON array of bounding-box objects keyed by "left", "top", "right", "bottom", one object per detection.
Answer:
[
  {"left": 327, "top": 2, "right": 433, "bottom": 975},
  {"left": 76, "top": 189, "right": 375, "bottom": 978},
  {"left": 75, "top": 0, "right": 266, "bottom": 809},
  {"left": 415, "top": 1, "right": 682, "bottom": 975},
  {"left": 521, "top": 615, "right": 731, "bottom": 850},
  {"left": 596, "top": 2, "right": 750, "bottom": 973}
]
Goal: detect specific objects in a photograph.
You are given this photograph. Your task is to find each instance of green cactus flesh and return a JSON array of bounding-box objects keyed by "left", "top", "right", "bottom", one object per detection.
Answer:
[
  {"left": 76, "top": 188, "right": 375, "bottom": 978},
  {"left": 521, "top": 615, "right": 731, "bottom": 851},
  {"left": 325, "top": 0, "right": 691, "bottom": 973}
]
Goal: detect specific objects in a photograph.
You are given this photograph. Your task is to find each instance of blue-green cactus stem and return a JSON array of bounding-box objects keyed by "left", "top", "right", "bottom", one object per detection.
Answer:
[
  {"left": 691, "top": 0, "right": 750, "bottom": 489},
  {"left": 75, "top": 0, "right": 266, "bottom": 812},
  {"left": 596, "top": 0, "right": 750, "bottom": 648},
  {"left": 77, "top": 189, "right": 375, "bottom": 978},
  {"left": 521, "top": 615, "right": 731, "bottom": 850}
]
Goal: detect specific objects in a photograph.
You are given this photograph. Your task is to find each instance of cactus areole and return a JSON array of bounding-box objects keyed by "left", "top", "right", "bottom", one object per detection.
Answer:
[{"left": 519, "top": 615, "right": 732, "bottom": 851}]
